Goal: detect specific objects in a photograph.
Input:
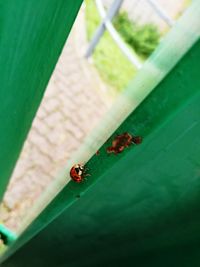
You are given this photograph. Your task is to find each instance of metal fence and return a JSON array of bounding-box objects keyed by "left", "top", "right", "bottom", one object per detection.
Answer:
[{"left": 85, "top": 0, "right": 177, "bottom": 69}]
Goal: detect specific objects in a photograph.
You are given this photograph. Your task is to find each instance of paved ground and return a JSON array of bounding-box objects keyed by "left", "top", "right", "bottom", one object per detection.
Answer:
[{"left": 0, "top": 6, "right": 113, "bottom": 233}]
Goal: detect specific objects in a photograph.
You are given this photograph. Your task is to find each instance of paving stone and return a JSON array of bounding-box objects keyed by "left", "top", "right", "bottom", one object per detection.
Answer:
[
  {"left": 44, "top": 97, "right": 60, "bottom": 113},
  {"left": 29, "top": 132, "right": 53, "bottom": 157},
  {"left": 45, "top": 111, "right": 64, "bottom": 129},
  {"left": 33, "top": 118, "right": 51, "bottom": 137},
  {"left": 46, "top": 125, "right": 66, "bottom": 145},
  {"left": 36, "top": 107, "right": 47, "bottom": 120}
]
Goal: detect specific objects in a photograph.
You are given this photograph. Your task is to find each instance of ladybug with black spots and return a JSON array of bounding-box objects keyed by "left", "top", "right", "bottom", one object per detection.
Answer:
[{"left": 70, "top": 164, "right": 90, "bottom": 183}]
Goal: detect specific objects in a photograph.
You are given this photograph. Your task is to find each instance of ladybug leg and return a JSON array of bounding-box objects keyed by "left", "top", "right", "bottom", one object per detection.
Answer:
[
  {"left": 84, "top": 167, "right": 90, "bottom": 173},
  {"left": 83, "top": 174, "right": 91, "bottom": 182},
  {"left": 83, "top": 168, "right": 91, "bottom": 180}
]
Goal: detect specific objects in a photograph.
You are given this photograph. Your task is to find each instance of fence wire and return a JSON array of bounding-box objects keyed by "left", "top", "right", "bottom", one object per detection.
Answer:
[{"left": 86, "top": 0, "right": 187, "bottom": 68}]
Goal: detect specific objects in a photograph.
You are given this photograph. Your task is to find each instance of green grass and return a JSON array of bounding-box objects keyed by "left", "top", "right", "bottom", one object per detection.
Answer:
[
  {"left": 0, "top": 243, "right": 6, "bottom": 255},
  {"left": 85, "top": 0, "right": 139, "bottom": 92}
]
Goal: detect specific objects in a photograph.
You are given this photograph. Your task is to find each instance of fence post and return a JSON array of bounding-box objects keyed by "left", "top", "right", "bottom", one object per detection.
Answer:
[{"left": 0, "top": 0, "right": 83, "bottom": 201}]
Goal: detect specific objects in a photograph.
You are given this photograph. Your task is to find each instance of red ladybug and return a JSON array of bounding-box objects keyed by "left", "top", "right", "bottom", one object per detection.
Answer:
[{"left": 70, "top": 164, "right": 89, "bottom": 183}]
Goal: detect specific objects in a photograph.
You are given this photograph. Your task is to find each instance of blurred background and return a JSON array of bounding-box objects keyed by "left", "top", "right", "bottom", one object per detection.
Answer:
[{"left": 0, "top": 0, "right": 190, "bottom": 233}]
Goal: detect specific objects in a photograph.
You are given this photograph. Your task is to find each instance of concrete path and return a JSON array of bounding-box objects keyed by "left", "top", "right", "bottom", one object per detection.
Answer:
[{"left": 0, "top": 6, "right": 113, "bottom": 233}]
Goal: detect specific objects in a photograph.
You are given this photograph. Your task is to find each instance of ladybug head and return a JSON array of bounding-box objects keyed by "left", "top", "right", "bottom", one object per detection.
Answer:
[{"left": 74, "top": 164, "right": 84, "bottom": 176}]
